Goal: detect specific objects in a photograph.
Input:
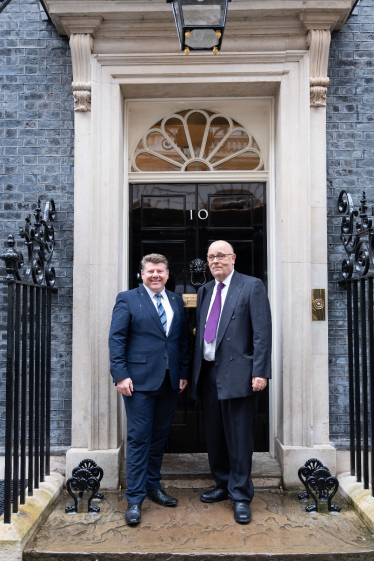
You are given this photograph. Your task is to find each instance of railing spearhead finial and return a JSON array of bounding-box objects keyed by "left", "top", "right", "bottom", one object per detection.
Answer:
[{"left": 1, "top": 234, "right": 20, "bottom": 281}]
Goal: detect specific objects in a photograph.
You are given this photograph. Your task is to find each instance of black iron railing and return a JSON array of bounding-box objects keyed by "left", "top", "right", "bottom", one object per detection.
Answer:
[
  {"left": 1, "top": 200, "right": 57, "bottom": 524},
  {"left": 338, "top": 190, "right": 374, "bottom": 493}
]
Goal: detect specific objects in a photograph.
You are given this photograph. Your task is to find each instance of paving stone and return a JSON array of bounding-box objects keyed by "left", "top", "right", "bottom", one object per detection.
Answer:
[{"left": 23, "top": 488, "right": 374, "bottom": 560}]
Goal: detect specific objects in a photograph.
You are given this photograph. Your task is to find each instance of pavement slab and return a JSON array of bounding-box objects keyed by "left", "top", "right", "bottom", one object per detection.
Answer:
[{"left": 24, "top": 488, "right": 374, "bottom": 560}]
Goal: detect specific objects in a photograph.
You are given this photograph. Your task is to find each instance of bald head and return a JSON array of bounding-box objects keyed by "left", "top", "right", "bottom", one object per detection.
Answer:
[{"left": 207, "top": 240, "right": 236, "bottom": 282}]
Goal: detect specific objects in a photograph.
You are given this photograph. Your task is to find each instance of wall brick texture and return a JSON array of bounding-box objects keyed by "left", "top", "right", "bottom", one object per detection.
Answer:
[
  {"left": 0, "top": 0, "right": 74, "bottom": 451},
  {"left": 327, "top": 0, "right": 374, "bottom": 448}
]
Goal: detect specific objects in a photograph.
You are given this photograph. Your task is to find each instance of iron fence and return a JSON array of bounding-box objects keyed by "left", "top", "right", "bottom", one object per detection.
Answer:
[
  {"left": 1, "top": 199, "right": 57, "bottom": 523},
  {"left": 338, "top": 190, "right": 374, "bottom": 494}
]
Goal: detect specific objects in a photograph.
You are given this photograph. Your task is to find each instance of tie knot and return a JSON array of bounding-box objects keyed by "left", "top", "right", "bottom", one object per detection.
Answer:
[
  {"left": 217, "top": 282, "right": 225, "bottom": 291},
  {"left": 156, "top": 293, "right": 162, "bottom": 301}
]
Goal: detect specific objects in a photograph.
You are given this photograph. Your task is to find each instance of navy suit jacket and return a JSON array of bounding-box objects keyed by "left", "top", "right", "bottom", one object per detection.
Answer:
[
  {"left": 191, "top": 270, "right": 272, "bottom": 401},
  {"left": 109, "top": 285, "right": 190, "bottom": 392}
]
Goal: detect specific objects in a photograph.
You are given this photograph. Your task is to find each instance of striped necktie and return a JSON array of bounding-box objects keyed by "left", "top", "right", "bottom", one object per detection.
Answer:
[{"left": 156, "top": 293, "right": 167, "bottom": 334}]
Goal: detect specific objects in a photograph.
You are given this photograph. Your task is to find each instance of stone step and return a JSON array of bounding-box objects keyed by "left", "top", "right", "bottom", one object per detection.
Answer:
[
  {"left": 24, "top": 488, "right": 374, "bottom": 560},
  {"left": 121, "top": 452, "right": 282, "bottom": 489}
]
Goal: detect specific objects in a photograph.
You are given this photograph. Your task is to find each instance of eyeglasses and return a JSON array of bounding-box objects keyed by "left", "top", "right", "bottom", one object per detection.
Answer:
[{"left": 207, "top": 253, "right": 233, "bottom": 262}]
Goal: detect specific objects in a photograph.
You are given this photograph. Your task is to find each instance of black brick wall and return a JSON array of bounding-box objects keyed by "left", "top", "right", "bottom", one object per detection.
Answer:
[
  {"left": 0, "top": 0, "right": 74, "bottom": 450},
  {"left": 327, "top": 0, "right": 374, "bottom": 448}
]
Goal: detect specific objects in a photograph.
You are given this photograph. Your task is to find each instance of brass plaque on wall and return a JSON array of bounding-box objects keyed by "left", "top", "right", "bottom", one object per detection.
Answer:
[
  {"left": 182, "top": 294, "right": 197, "bottom": 308},
  {"left": 312, "top": 289, "right": 325, "bottom": 321}
]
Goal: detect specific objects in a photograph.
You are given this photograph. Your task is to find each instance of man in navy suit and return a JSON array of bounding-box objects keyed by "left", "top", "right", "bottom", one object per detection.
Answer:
[
  {"left": 192, "top": 240, "right": 272, "bottom": 525},
  {"left": 109, "top": 253, "right": 189, "bottom": 526}
]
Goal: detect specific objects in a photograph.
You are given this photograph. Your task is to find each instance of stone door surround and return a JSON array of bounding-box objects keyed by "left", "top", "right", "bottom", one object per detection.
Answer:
[{"left": 42, "top": 0, "right": 356, "bottom": 488}]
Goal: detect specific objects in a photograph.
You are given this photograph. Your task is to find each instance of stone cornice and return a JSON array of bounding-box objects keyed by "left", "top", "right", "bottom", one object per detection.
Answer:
[
  {"left": 44, "top": 0, "right": 355, "bottom": 37},
  {"left": 94, "top": 51, "right": 307, "bottom": 68}
]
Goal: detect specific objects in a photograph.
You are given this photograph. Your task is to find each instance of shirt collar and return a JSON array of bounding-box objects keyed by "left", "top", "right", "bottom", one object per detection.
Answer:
[
  {"left": 143, "top": 283, "right": 167, "bottom": 300},
  {"left": 215, "top": 268, "right": 234, "bottom": 288}
]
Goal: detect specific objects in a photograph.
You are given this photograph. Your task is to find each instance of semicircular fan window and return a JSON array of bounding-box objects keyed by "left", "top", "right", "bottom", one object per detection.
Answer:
[{"left": 131, "top": 110, "right": 264, "bottom": 173}]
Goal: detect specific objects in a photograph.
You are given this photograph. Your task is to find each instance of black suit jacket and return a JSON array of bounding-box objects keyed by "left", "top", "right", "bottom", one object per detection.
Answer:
[
  {"left": 109, "top": 285, "right": 190, "bottom": 391},
  {"left": 191, "top": 270, "right": 272, "bottom": 401}
]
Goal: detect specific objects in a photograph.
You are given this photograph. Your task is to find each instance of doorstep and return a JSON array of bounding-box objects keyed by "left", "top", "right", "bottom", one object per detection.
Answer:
[
  {"left": 120, "top": 453, "right": 282, "bottom": 489},
  {"left": 24, "top": 487, "right": 374, "bottom": 560}
]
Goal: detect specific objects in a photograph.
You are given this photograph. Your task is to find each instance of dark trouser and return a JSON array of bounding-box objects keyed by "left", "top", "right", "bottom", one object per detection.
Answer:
[
  {"left": 200, "top": 360, "right": 259, "bottom": 504},
  {"left": 123, "top": 372, "right": 179, "bottom": 504}
]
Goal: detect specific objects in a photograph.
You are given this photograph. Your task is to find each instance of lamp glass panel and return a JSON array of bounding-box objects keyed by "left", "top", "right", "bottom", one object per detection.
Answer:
[
  {"left": 180, "top": 0, "right": 226, "bottom": 26},
  {"left": 185, "top": 28, "right": 218, "bottom": 48},
  {"left": 172, "top": 1, "right": 183, "bottom": 43}
]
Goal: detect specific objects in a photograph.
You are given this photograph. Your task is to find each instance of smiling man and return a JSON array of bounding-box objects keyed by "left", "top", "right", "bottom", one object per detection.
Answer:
[
  {"left": 109, "top": 254, "right": 189, "bottom": 526},
  {"left": 191, "top": 241, "right": 272, "bottom": 524}
]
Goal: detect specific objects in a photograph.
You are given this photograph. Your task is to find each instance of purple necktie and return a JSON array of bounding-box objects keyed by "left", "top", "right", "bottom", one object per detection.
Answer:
[{"left": 204, "top": 282, "right": 225, "bottom": 344}]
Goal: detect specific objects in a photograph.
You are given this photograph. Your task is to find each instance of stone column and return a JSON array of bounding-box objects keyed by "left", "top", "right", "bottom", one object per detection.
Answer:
[
  {"left": 65, "top": 24, "right": 123, "bottom": 488},
  {"left": 276, "top": 15, "right": 338, "bottom": 485}
]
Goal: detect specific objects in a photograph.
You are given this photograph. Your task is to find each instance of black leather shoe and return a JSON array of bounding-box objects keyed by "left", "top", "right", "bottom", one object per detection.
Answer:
[
  {"left": 146, "top": 488, "right": 178, "bottom": 506},
  {"left": 200, "top": 487, "right": 228, "bottom": 503},
  {"left": 233, "top": 502, "right": 252, "bottom": 524},
  {"left": 125, "top": 503, "right": 141, "bottom": 525}
]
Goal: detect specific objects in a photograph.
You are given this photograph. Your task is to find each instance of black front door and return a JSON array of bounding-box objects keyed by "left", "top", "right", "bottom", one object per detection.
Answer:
[{"left": 130, "top": 182, "right": 268, "bottom": 452}]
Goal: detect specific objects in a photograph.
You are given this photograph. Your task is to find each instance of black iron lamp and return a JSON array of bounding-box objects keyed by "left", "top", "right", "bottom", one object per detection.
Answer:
[{"left": 166, "top": 0, "right": 231, "bottom": 55}]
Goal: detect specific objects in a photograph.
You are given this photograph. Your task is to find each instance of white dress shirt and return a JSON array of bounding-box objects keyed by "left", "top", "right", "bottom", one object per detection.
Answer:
[
  {"left": 143, "top": 284, "right": 174, "bottom": 336},
  {"left": 203, "top": 269, "right": 234, "bottom": 361}
]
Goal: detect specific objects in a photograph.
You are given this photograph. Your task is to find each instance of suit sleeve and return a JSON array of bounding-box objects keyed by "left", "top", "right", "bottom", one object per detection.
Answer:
[
  {"left": 178, "top": 297, "right": 190, "bottom": 381},
  {"left": 249, "top": 279, "right": 272, "bottom": 379},
  {"left": 108, "top": 293, "right": 131, "bottom": 384}
]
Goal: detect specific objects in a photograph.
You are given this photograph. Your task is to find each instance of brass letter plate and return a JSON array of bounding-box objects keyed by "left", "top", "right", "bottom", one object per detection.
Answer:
[
  {"left": 182, "top": 294, "right": 197, "bottom": 308},
  {"left": 312, "top": 289, "right": 326, "bottom": 321}
]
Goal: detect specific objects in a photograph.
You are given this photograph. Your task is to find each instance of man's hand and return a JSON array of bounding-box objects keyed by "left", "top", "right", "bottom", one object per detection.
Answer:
[
  {"left": 252, "top": 377, "right": 267, "bottom": 392},
  {"left": 179, "top": 379, "right": 188, "bottom": 393},
  {"left": 117, "top": 378, "right": 134, "bottom": 396}
]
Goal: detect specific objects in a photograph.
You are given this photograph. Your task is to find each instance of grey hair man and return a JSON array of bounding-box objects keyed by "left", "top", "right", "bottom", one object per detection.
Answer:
[{"left": 191, "top": 240, "right": 272, "bottom": 525}]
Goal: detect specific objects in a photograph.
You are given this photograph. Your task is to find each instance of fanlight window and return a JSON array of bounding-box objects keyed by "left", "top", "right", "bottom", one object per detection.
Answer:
[{"left": 131, "top": 110, "right": 264, "bottom": 173}]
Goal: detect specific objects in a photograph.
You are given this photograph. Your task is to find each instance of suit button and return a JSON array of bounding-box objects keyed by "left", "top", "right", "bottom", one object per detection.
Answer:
[
  {"left": 229, "top": 356, "right": 233, "bottom": 361},
  {"left": 164, "top": 354, "right": 168, "bottom": 359},
  {"left": 227, "top": 337, "right": 231, "bottom": 341},
  {"left": 232, "top": 316, "right": 235, "bottom": 319}
]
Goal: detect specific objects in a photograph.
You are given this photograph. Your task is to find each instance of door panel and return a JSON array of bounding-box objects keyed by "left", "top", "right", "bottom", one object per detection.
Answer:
[{"left": 130, "top": 182, "right": 268, "bottom": 452}]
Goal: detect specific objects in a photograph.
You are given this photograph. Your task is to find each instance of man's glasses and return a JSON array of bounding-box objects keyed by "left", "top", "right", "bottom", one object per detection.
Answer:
[{"left": 207, "top": 253, "right": 233, "bottom": 262}]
